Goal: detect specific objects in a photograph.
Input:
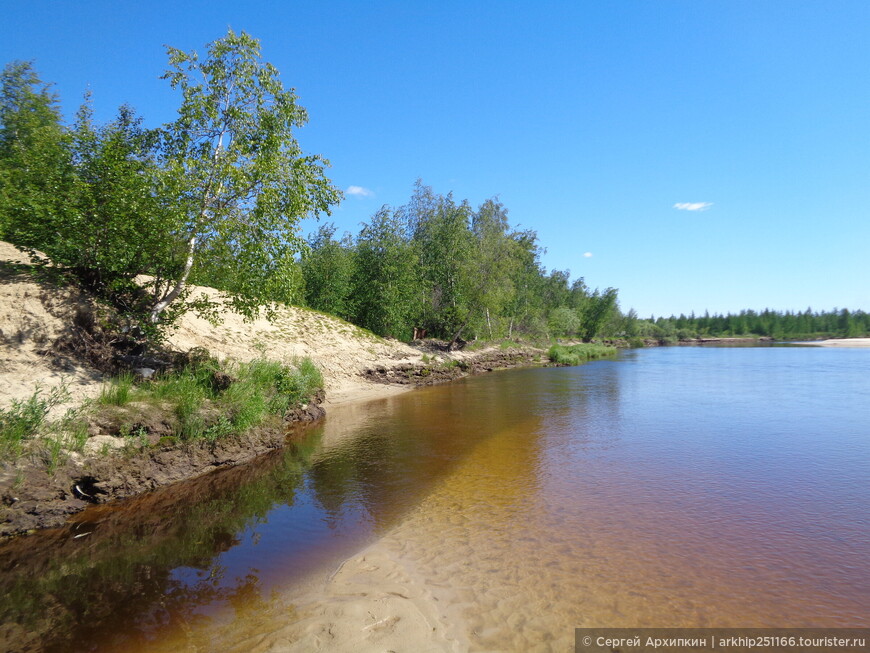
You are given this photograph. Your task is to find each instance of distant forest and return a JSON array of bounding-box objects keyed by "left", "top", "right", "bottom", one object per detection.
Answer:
[
  {"left": 275, "top": 178, "right": 870, "bottom": 344},
  {"left": 639, "top": 308, "right": 870, "bottom": 343}
]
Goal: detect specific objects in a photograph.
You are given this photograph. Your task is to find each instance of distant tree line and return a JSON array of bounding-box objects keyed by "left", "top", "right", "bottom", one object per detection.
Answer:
[{"left": 631, "top": 309, "right": 870, "bottom": 342}]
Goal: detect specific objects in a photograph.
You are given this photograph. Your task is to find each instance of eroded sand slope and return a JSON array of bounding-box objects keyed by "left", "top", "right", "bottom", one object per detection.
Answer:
[{"left": 0, "top": 240, "right": 425, "bottom": 411}]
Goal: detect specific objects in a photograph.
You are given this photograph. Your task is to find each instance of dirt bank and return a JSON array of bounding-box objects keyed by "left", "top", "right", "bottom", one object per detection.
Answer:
[
  {"left": 0, "top": 397, "right": 325, "bottom": 538},
  {"left": 361, "top": 347, "right": 544, "bottom": 386}
]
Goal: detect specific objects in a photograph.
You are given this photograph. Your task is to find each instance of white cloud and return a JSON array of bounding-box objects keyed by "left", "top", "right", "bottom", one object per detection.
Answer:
[
  {"left": 673, "top": 202, "right": 713, "bottom": 211},
  {"left": 346, "top": 185, "right": 374, "bottom": 198},
  {"left": 583, "top": 252, "right": 593, "bottom": 258}
]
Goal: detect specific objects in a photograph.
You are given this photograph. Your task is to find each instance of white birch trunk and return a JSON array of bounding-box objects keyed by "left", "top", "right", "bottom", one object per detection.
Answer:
[
  {"left": 150, "top": 234, "right": 196, "bottom": 322},
  {"left": 150, "top": 124, "right": 227, "bottom": 322}
]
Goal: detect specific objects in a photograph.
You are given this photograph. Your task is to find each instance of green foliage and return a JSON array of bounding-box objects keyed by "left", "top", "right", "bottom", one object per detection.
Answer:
[
  {"left": 154, "top": 29, "right": 341, "bottom": 323},
  {"left": 469, "top": 198, "right": 522, "bottom": 338},
  {"left": 639, "top": 307, "right": 870, "bottom": 341},
  {"left": 578, "top": 287, "right": 619, "bottom": 342},
  {"left": 59, "top": 101, "right": 173, "bottom": 300},
  {"left": 0, "top": 61, "right": 71, "bottom": 243},
  {"left": 301, "top": 223, "right": 356, "bottom": 319},
  {"left": 297, "top": 180, "right": 628, "bottom": 344},
  {"left": 119, "top": 354, "right": 323, "bottom": 442},
  {"left": 407, "top": 184, "right": 475, "bottom": 337},
  {"left": 350, "top": 207, "right": 421, "bottom": 339},
  {"left": 0, "top": 384, "right": 70, "bottom": 458},
  {"left": 548, "top": 305, "right": 580, "bottom": 337},
  {"left": 1, "top": 69, "right": 177, "bottom": 322},
  {"left": 548, "top": 343, "right": 617, "bottom": 366},
  {"left": 1, "top": 31, "right": 341, "bottom": 334}
]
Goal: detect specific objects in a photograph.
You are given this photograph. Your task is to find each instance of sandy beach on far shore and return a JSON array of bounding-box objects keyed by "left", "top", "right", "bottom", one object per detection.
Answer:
[{"left": 800, "top": 338, "right": 870, "bottom": 347}]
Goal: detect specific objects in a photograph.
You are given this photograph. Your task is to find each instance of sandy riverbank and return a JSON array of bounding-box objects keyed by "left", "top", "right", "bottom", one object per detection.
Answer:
[
  {"left": 0, "top": 240, "right": 507, "bottom": 412},
  {"left": 801, "top": 338, "right": 870, "bottom": 347}
]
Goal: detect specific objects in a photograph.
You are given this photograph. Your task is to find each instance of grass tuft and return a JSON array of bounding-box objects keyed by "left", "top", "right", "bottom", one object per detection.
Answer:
[
  {"left": 0, "top": 385, "right": 71, "bottom": 458},
  {"left": 98, "top": 372, "right": 134, "bottom": 406},
  {"left": 129, "top": 354, "right": 323, "bottom": 442},
  {"left": 548, "top": 343, "right": 617, "bottom": 366}
]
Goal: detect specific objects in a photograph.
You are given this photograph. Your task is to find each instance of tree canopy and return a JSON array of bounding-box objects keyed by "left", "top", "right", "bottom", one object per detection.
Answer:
[
  {"left": 0, "top": 30, "right": 340, "bottom": 333},
  {"left": 154, "top": 29, "right": 340, "bottom": 322},
  {"left": 300, "top": 180, "right": 625, "bottom": 344}
]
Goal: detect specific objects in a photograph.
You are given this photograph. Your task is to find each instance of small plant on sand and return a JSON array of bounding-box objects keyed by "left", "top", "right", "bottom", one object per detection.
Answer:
[
  {"left": 41, "top": 435, "right": 66, "bottom": 474},
  {"left": 0, "top": 384, "right": 71, "bottom": 458},
  {"left": 36, "top": 405, "right": 90, "bottom": 473}
]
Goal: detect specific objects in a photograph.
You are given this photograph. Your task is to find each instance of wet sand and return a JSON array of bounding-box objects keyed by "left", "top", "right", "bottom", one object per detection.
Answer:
[{"left": 243, "top": 543, "right": 465, "bottom": 653}]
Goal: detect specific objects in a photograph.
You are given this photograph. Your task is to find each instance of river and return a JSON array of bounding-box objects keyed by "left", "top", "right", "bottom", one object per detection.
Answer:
[{"left": 1, "top": 345, "right": 868, "bottom": 651}]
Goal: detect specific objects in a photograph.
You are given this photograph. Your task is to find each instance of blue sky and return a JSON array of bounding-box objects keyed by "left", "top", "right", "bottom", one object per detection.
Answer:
[{"left": 4, "top": 1, "right": 868, "bottom": 317}]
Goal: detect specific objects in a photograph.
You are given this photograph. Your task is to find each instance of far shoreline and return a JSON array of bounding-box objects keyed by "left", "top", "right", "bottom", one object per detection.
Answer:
[{"left": 793, "top": 337, "right": 870, "bottom": 347}]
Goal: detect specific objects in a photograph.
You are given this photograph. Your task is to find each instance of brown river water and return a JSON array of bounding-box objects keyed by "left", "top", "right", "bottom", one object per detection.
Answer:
[{"left": 1, "top": 346, "right": 868, "bottom": 651}]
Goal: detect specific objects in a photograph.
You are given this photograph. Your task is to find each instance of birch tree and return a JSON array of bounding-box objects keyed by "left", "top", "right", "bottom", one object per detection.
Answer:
[{"left": 151, "top": 29, "right": 340, "bottom": 322}]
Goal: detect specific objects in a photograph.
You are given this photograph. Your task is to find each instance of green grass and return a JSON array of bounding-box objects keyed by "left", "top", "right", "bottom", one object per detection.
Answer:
[
  {"left": 2, "top": 353, "right": 324, "bottom": 469},
  {"left": 0, "top": 384, "right": 70, "bottom": 458},
  {"left": 98, "top": 372, "right": 134, "bottom": 406},
  {"left": 101, "top": 354, "right": 324, "bottom": 442},
  {"left": 548, "top": 343, "right": 617, "bottom": 366},
  {"left": 0, "top": 382, "right": 93, "bottom": 471}
]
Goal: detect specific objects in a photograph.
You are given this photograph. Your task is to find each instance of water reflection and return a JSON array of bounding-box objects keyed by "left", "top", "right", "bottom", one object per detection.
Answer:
[
  {"left": 308, "top": 370, "right": 554, "bottom": 533},
  {"left": 0, "top": 368, "right": 559, "bottom": 652},
  {"left": 0, "top": 427, "right": 321, "bottom": 652}
]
